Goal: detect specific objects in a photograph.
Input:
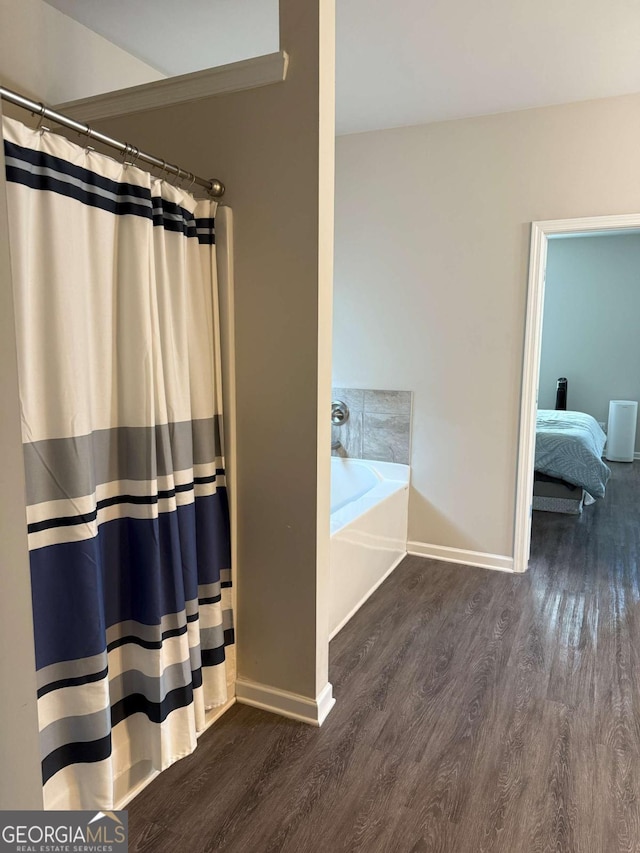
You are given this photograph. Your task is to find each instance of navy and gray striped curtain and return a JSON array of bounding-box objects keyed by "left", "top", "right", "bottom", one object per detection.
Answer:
[{"left": 3, "top": 116, "right": 233, "bottom": 810}]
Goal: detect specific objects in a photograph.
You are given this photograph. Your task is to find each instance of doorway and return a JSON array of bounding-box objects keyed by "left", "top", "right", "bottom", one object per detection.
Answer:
[{"left": 514, "top": 212, "right": 640, "bottom": 572}]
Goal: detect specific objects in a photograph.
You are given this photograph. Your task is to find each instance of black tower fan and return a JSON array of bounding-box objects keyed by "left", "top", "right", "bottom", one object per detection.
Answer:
[{"left": 555, "top": 377, "right": 567, "bottom": 411}]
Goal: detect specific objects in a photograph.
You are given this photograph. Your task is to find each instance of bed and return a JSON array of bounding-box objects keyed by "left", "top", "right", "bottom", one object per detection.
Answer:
[{"left": 533, "top": 410, "right": 611, "bottom": 514}]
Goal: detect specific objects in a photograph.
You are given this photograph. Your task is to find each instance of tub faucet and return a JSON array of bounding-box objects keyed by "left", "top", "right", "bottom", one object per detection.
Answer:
[
  {"left": 331, "top": 400, "right": 348, "bottom": 451},
  {"left": 331, "top": 400, "right": 349, "bottom": 425}
]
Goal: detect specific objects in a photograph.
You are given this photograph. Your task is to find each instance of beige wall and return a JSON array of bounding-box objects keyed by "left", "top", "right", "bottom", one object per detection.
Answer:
[
  {"left": 0, "top": 0, "right": 163, "bottom": 104},
  {"left": 333, "top": 93, "right": 640, "bottom": 559},
  {"left": 94, "top": 0, "right": 335, "bottom": 701}
]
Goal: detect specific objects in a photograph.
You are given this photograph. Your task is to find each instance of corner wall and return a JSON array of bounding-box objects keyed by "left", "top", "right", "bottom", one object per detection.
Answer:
[
  {"left": 333, "top": 93, "right": 640, "bottom": 560},
  {"left": 92, "top": 0, "right": 335, "bottom": 708}
]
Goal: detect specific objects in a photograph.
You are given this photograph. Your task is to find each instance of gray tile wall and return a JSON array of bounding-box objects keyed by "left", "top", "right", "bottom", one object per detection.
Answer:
[{"left": 331, "top": 388, "right": 412, "bottom": 464}]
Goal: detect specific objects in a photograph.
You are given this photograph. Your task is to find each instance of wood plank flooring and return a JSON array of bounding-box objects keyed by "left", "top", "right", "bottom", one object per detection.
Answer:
[{"left": 128, "top": 461, "right": 640, "bottom": 852}]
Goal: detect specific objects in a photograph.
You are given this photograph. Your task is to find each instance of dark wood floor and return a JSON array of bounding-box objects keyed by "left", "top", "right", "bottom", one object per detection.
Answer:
[{"left": 128, "top": 461, "right": 640, "bottom": 852}]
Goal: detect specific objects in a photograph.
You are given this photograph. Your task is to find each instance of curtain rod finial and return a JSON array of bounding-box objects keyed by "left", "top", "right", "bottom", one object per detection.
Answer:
[{"left": 208, "top": 179, "right": 225, "bottom": 199}]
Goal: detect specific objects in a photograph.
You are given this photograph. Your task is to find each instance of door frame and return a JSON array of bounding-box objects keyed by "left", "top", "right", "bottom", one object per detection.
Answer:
[{"left": 514, "top": 212, "right": 640, "bottom": 573}]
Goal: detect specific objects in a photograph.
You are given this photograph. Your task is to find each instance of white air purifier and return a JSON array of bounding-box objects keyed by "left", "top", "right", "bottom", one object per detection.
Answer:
[{"left": 606, "top": 400, "right": 638, "bottom": 462}]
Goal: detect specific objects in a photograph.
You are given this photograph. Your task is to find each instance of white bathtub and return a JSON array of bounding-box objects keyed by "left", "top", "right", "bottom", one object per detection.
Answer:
[{"left": 329, "top": 457, "right": 409, "bottom": 638}]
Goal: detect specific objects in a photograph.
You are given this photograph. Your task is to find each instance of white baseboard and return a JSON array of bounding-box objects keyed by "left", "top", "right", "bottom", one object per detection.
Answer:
[
  {"left": 114, "top": 763, "right": 159, "bottom": 810},
  {"left": 202, "top": 695, "right": 237, "bottom": 733},
  {"left": 329, "top": 550, "right": 406, "bottom": 641},
  {"left": 114, "top": 695, "right": 236, "bottom": 810},
  {"left": 236, "top": 679, "right": 335, "bottom": 727},
  {"left": 407, "top": 541, "right": 514, "bottom": 573}
]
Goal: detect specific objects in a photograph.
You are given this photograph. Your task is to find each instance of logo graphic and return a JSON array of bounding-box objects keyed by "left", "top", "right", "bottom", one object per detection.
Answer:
[
  {"left": 0, "top": 810, "right": 128, "bottom": 852},
  {"left": 88, "top": 811, "right": 124, "bottom": 826}
]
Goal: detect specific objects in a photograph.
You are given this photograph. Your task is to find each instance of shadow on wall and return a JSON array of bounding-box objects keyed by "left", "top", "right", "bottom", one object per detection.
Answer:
[
  {"left": 408, "top": 487, "right": 484, "bottom": 552},
  {"left": 331, "top": 388, "right": 413, "bottom": 463}
]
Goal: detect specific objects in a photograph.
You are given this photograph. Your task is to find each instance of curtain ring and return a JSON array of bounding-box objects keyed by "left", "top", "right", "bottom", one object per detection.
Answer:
[
  {"left": 188, "top": 172, "right": 197, "bottom": 191},
  {"left": 33, "top": 104, "right": 50, "bottom": 135},
  {"left": 128, "top": 145, "right": 141, "bottom": 169},
  {"left": 121, "top": 142, "right": 132, "bottom": 168},
  {"left": 34, "top": 103, "right": 47, "bottom": 131}
]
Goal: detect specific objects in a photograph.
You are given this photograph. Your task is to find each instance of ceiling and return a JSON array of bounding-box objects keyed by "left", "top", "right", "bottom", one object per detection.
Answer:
[
  {"left": 44, "top": 0, "right": 640, "bottom": 135},
  {"left": 43, "top": 0, "right": 280, "bottom": 75}
]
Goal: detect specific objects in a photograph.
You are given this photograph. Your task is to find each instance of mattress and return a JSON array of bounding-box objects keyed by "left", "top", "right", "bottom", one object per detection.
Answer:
[{"left": 535, "top": 410, "right": 611, "bottom": 498}]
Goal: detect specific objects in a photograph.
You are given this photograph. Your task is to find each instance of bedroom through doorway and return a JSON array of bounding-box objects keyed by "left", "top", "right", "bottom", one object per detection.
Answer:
[{"left": 515, "top": 214, "right": 640, "bottom": 572}]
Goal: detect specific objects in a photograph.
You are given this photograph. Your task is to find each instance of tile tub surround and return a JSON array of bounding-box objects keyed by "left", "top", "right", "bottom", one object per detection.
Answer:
[{"left": 331, "top": 388, "right": 412, "bottom": 463}]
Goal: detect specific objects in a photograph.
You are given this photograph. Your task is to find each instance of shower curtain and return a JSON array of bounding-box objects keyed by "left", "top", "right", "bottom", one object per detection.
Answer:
[{"left": 2, "top": 116, "right": 233, "bottom": 810}]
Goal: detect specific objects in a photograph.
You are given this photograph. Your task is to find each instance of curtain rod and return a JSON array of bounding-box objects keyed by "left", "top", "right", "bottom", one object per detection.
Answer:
[{"left": 0, "top": 85, "right": 225, "bottom": 198}]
